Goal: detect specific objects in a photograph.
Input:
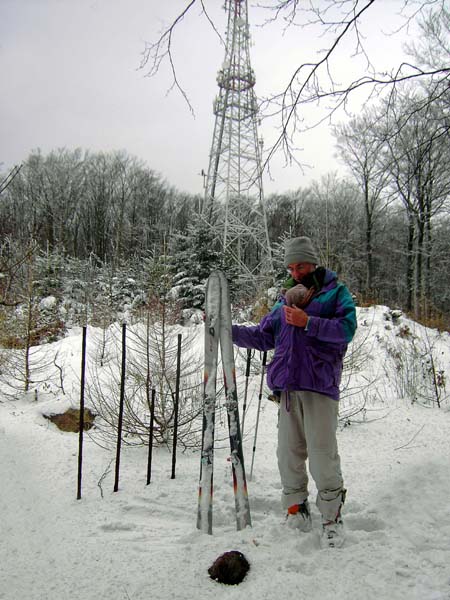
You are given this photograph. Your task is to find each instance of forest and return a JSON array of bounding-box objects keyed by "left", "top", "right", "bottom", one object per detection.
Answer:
[{"left": 1, "top": 4, "right": 449, "bottom": 346}]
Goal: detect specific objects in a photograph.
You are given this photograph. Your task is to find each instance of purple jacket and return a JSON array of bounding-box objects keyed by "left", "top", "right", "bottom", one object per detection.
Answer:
[{"left": 232, "top": 270, "right": 357, "bottom": 401}]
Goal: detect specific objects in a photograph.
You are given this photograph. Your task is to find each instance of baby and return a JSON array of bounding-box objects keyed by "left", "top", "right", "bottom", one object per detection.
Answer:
[{"left": 285, "top": 284, "right": 313, "bottom": 308}]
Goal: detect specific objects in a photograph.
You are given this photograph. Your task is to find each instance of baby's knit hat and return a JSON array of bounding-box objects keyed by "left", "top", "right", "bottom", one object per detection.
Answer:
[{"left": 285, "top": 284, "right": 310, "bottom": 307}]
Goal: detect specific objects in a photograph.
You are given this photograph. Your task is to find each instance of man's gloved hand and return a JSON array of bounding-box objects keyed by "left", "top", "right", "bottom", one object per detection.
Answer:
[{"left": 284, "top": 305, "right": 309, "bottom": 328}]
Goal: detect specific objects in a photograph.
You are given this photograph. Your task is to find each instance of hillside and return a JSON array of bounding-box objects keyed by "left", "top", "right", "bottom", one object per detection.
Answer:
[{"left": 0, "top": 306, "right": 449, "bottom": 600}]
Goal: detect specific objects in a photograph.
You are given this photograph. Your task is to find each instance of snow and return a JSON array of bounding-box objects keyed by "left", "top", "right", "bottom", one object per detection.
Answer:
[
  {"left": 39, "top": 296, "right": 57, "bottom": 311},
  {"left": 1, "top": 306, "right": 450, "bottom": 600}
]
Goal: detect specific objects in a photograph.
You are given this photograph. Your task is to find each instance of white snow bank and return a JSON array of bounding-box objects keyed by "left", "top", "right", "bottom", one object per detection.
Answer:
[{"left": 0, "top": 306, "right": 449, "bottom": 600}]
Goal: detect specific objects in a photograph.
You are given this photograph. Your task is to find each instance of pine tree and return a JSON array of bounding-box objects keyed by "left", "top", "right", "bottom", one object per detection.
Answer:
[{"left": 171, "top": 222, "right": 224, "bottom": 311}]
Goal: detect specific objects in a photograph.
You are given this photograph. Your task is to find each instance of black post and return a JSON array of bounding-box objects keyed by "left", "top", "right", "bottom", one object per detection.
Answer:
[
  {"left": 77, "top": 326, "right": 87, "bottom": 500},
  {"left": 146, "top": 388, "right": 156, "bottom": 485},
  {"left": 114, "top": 323, "right": 126, "bottom": 493},
  {"left": 171, "top": 333, "right": 182, "bottom": 480}
]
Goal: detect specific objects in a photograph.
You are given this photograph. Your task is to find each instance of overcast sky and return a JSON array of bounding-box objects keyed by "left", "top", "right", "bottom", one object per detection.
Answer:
[{"left": 1, "top": 1, "right": 415, "bottom": 195}]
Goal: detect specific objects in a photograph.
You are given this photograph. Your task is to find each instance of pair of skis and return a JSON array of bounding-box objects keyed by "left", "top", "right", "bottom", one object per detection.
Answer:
[{"left": 197, "top": 271, "right": 252, "bottom": 535}]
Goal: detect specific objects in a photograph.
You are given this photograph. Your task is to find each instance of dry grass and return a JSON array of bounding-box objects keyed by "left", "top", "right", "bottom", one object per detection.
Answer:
[
  {"left": 1, "top": 320, "right": 66, "bottom": 349},
  {"left": 44, "top": 408, "right": 96, "bottom": 432}
]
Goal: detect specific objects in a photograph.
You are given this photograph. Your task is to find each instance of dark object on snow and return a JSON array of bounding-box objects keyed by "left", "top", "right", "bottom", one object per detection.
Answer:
[
  {"left": 45, "top": 408, "right": 95, "bottom": 432},
  {"left": 208, "top": 550, "right": 250, "bottom": 585}
]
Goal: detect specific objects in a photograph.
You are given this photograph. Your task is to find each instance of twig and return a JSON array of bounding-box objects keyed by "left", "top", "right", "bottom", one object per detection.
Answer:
[
  {"left": 0, "top": 164, "right": 22, "bottom": 194},
  {"left": 123, "top": 587, "right": 132, "bottom": 600},
  {"left": 97, "top": 458, "right": 114, "bottom": 498},
  {"left": 53, "top": 351, "right": 65, "bottom": 395},
  {"left": 394, "top": 424, "right": 425, "bottom": 450}
]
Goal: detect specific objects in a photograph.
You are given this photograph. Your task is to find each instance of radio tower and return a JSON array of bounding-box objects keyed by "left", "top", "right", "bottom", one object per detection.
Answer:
[{"left": 203, "top": 0, "right": 273, "bottom": 278}]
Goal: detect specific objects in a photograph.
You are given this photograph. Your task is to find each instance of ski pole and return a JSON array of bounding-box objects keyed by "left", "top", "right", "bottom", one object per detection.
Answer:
[
  {"left": 249, "top": 351, "right": 267, "bottom": 481},
  {"left": 241, "top": 348, "right": 252, "bottom": 437}
]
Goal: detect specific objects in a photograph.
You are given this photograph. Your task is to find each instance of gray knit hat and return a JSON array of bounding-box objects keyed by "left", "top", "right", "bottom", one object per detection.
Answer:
[{"left": 284, "top": 236, "right": 319, "bottom": 267}]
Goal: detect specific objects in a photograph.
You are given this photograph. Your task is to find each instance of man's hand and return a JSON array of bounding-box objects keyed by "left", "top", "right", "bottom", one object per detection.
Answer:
[{"left": 284, "top": 305, "right": 308, "bottom": 328}]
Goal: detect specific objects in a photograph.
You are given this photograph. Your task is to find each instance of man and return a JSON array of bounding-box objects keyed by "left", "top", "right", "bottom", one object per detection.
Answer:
[{"left": 232, "top": 236, "right": 357, "bottom": 548}]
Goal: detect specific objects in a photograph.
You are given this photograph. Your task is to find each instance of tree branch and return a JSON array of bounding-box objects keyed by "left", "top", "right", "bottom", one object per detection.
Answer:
[
  {"left": 141, "top": 1, "right": 450, "bottom": 170},
  {"left": 140, "top": 1, "right": 224, "bottom": 116},
  {"left": 394, "top": 424, "right": 425, "bottom": 450},
  {"left": 0, "top": 164, "right": 22, "bottom": 195}
]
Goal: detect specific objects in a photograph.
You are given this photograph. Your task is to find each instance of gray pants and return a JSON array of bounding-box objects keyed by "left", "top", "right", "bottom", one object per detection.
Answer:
[{"left": 277, "top": 390, "right": 344, "bottom": 521}]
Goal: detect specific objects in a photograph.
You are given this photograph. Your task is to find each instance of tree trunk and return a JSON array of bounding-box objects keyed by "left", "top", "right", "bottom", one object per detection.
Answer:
[
  {"left": 406, "top": 214, "right": 415, "bottom": 312},
  {"left": 415, "top": 214, "right": 425, "bottom": 320},
  {"left": 364, "top": 182, "right": 374, "bottom": 296}
]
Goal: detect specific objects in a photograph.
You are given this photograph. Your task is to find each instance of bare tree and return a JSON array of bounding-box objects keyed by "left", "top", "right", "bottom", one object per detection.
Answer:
[
  {"left": 140, "top": 1, "right": 450, "bottom": 167},
  {"left": 307, "top": 173, "right": 362, "bottom": 285},
  {"left": 265, "top": 187, "right": 312, "bottom": 241},
  {"left": 380, "top": 89, "right": 450, "bottom": 317},
  {"left": 334, "top": 111, "right": 392, "bottom": 297},
  {"left": 0, "top": 149, "right": 187, "bottom": 263}
]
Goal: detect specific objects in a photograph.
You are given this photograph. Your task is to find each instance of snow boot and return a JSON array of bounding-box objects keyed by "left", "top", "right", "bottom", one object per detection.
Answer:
[
  {"left": 320, "top": 515, "right": 345, "bottom": 548},
  {"left": 286, "top": 500, "right": 312, "bottom": 532},
  {"left": 319, "top": 491, "right": 346, "bottom": 549}
]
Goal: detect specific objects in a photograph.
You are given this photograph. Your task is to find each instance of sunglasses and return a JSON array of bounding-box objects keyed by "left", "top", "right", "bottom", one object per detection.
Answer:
[{"left": 287, "top": 263, "right": 311, "bottom": 273}]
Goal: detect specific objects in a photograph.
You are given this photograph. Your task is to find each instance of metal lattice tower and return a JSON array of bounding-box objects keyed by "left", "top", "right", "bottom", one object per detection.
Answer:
[{"left": 202, "top": 0, "right": 273, "bottom": 277}]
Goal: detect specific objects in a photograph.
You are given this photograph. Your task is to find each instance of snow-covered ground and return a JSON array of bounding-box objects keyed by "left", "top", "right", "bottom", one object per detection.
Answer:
[{"left": 1, "top": 306, "right": 450, "bottom": 600}]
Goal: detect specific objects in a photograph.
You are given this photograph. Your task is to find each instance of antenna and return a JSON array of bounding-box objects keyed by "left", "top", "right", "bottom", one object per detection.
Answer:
[{"left": 202, "top": 0, "right": 273, "bottom": 279}]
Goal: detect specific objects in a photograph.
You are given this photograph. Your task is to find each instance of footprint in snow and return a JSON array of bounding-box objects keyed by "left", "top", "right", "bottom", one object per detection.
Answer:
[
  {"left": 99, "top": 522, "right": 137, "bottom": 532},
  {"left": 345, "top": 512, "right": 386, "bottom": 533}
]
